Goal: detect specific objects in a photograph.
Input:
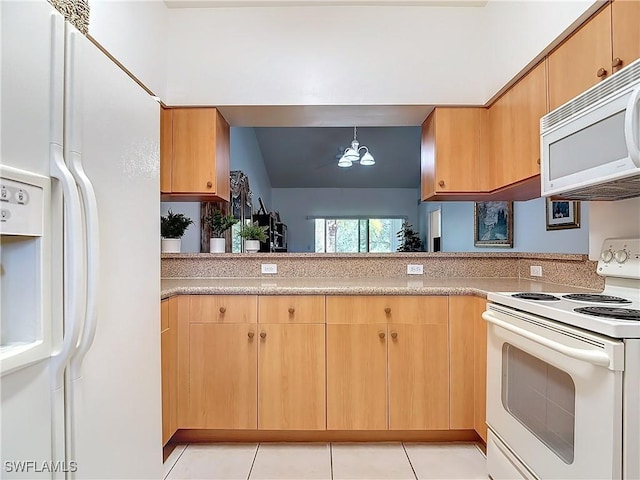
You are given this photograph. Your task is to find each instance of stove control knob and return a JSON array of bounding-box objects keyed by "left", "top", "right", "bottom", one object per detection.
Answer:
[
  {"left": 601, "top": 249, "right": 614, "bottom": 263},
  {"left": 614, "top": 249, "right": 629, "bottom": 264}
]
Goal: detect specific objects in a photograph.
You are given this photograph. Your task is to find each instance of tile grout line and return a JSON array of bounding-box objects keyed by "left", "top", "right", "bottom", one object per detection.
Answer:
[
  {"left": 164, "top": 443, "right": 190, "bottom": 480},
  {"left": 402, "top": 443, "right": 419, "bottom": 480},
  {"left": 330, "top": 443, "right": 334, "bottom": 480},
  {"left": 246, "top": 443, "right": 260, "bottom": 480}
]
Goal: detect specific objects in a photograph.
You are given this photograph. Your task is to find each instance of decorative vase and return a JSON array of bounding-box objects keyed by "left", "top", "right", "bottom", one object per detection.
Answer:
[
  {"left": 244, "top": 240, "right": 260, "bottom": 253},
  {"left": 161, "top": 238, "right": 181, "bottom": 253},
  {"left": 210, "top": 237, "right": 226, "bottom": 253}
]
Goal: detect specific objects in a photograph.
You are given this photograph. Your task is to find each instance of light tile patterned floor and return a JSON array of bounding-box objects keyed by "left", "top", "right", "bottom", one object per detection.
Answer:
[{"left": 164, "top": 442, "right": 486, "bottom": 480}]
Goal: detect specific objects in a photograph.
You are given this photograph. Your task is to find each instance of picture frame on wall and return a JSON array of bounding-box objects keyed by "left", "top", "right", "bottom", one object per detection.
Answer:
[
  {"left": 474, "top": 201, "right": 514, "bottom": 248},
  {"left": 546, "top": 199, "right": 580, "bottom": 230}
]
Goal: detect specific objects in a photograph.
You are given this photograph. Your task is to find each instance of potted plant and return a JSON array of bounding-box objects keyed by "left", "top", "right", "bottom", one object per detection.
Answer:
[
  {"left": 160, "top": 209, "right": 194, "bottom": 253},
  {"left": 205, "top": 209, "right": 238, "bottom": 253},
  {"left": 237, "top": 222, "right": 269, "bottom": 253}
]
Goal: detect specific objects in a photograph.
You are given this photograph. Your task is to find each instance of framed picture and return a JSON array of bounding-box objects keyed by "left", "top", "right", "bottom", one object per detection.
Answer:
[
  {"left": 474, "top": 201, "right": 514, "bottom": 248},
  {"left": 546, "top": 199, "right": 580, "bottom": 230}
]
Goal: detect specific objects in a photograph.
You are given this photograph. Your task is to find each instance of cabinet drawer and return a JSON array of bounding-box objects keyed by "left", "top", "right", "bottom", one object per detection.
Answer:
[
  {"left": 258, "top": 295, "right": 325, "bottom": 324},
  {"left": 327, "top": 296, "right": 448, "bottom": 325},
  {"left": 189, "top": 295, "right": 257, "bottom": 323}
]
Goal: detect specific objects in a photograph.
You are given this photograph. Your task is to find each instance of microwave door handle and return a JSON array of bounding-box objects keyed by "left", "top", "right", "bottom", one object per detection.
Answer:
[
  {"left": 482, "top": 311, "right": 611, "bottom": 368},
  {"left": 625, "top": 85, "right": 640, "bottom": 163}
]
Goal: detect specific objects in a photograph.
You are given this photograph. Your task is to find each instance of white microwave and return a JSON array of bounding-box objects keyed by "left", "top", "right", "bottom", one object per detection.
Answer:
[{"left": 541, "top": 58, "right": 640, "bottom": 201}]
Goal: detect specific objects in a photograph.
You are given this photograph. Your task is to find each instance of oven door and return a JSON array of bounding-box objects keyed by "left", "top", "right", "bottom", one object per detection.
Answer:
[{"left": 484, "top": 303, "right": 624, "bottom": 480}]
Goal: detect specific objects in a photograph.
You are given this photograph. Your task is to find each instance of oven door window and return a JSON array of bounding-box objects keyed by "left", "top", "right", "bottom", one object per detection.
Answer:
[{"left": 502, "top": 344, "right": 575, "bottom": 464}]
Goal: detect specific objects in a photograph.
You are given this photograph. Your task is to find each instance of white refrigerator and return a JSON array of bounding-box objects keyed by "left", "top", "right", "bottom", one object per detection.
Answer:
[{"left": 1, "top": 1, "right": 163, "bottom": 478}]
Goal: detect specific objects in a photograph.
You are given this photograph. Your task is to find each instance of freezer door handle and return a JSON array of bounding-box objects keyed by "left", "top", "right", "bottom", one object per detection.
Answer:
[
  {"left": 482, "top": 310, "right": 612, "bottom": 368},
  {"left": 65, "top": 29, "right": 100, "bottom": 381},
  {"left": 49, "top": 144, "right": 84, "bottom": 390}
]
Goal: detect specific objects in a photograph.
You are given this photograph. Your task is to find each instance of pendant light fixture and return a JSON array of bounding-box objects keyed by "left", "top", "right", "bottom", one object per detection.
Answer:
[{"left": 338, "top": 126, "right": 375, "bottom": 168}]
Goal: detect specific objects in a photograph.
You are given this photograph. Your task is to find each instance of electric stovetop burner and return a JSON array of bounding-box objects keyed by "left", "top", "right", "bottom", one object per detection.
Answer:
[
  {"left": 563, "top": 293, "right": 632, "bottom": 304},
  {"left": 511, "top": 293, "right": 560, "bottom": 301},
  {"left": 575, "top": 307, "right": 640, "bottom": 321}
]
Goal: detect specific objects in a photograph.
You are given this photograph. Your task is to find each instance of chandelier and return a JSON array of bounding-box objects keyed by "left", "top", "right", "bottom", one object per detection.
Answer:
[{"left": 338, "top": 126, "right": 375, "bottom": 168}]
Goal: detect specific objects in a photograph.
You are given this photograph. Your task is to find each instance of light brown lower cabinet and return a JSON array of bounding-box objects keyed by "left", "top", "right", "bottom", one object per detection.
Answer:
[
  {"left": 170, "top": 294, "right": 487, "bottom": 440},
  {"left": 188, "top": 323, "right": 258, "bottom": 429},
  {"left": 327, "top": 324, "right": 388, "bottom": 430},
  {"left": 161, "top": 298, "right": 178, "bottom": 445},
  {"left": 258, "top": 323, "right": 326, "bottom": 430},
  {"left": 388, "top": 323, "right": 449, "bottom": 430}
]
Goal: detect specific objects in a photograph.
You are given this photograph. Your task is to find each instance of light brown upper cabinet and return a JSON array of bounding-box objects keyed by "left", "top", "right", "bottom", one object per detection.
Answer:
[
  {"left": 548, "top": 4, "right": 613, "bottom": 110},
  {"left": 487, "top": 61, "right": 547, "bottom": 192},
  {"left": 257, "top": 296, "right": 326, "bottom": 430},
  {"left": 160, "top": 107, "right": 230, "bottom": 202},
  {"left": 421, "top": 108, "right": 487, "bottom": 201},
  {"left": 611, "top": 0, "right": 640, "bottom": 74}
]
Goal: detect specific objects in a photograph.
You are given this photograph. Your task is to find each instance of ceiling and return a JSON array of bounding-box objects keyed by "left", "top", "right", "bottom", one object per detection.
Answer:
[
  {"left": 164, "top": 0, "right": 487, "bottom": 7},
  {"left": 253, "top": 126, "right": 422, "bottom": 189}
]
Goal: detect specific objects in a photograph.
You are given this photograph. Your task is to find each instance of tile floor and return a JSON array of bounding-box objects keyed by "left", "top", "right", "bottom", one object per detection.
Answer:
[{"left": 164, "top": 442, "right": 486, "bottom": 480}]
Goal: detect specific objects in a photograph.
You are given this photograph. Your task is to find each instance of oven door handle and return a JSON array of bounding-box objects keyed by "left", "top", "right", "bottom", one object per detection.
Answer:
[{"left": 482, "top": 311, "right": 611, "bottom": 368}]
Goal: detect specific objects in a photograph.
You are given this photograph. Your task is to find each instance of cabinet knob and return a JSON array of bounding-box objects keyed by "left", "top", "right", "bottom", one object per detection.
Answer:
[
  {"left": 206, "top": 181, "right": 213, "bottom": 189},
  {"left": 536, "top": 158, "right": 540, "bottom": 165},
  {"left": 378, "top": 331, "right": 386, "bottom": 339},
  {"left": 384, "top": 307, "right": 391, "bottom": 315},
  {"left": 612, "top": 57, "right": 623, "bottom": 68},
  {"left": 260, "top": 331, "right": 267, "bottom": 339},
  {"left": 219, "top": 306, "right": 226, "bottom": 314},
  {"left": 288, "top": 307, "right": 295, "bottom": 314},
  {"left": 248, "top": 331, "right": 255, "bottom": 339},
  {"left": 391, "top": 331, "right": 398, "bottom": 339},
  {"left": 596, "top": 67, "right": 607, "bottom": 78},
  {"left": 438, "top": 180, "right": 445, "bottom": 187}
]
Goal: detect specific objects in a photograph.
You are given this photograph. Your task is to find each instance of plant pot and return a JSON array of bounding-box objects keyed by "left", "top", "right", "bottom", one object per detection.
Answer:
[
  {"left": 210, "top": 237, "right": 226, "bottom": 254},
  {"left": 244, "top": 240, "right": 260, "bottom": 253},
  {"left": 161, "top": 238, "right": 182, "bottom": 253}
]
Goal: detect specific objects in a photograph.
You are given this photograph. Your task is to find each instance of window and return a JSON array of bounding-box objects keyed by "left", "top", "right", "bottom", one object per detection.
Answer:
[{"left": 314, "top": 218, "right": 405, "bottom": 253}]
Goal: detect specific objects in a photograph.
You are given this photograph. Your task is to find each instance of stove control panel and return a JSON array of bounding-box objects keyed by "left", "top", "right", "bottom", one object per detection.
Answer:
[{"left": 598, "top": 238, "right": 640, "bottom": 279}]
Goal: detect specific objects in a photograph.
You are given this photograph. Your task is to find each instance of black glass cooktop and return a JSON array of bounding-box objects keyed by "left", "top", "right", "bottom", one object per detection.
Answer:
[
  {"left": 512, "top": 293, "right": 560, "bottom": 301},
  {"left": 563, "top": 293, "right": 632, "bottom": 304},
  {"left": 575, "top": 307, "right": 640, "bottom": 321}
]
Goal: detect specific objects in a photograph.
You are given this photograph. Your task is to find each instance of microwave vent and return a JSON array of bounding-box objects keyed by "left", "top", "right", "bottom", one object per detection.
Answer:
[
  {"left": 551, "top": 175, "right": 640, "bottom": 201},
  {"left": 542, "top": 58, "right": 640, "bottom": 131}
]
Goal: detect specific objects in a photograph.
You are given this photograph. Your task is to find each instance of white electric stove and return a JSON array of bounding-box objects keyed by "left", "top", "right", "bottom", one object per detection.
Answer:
[
  {"left": 488, "top": 238, "right": 640, "bottom": 338},
  {"left": 484, "top": 238, "right": 640, "bottom": 480}
]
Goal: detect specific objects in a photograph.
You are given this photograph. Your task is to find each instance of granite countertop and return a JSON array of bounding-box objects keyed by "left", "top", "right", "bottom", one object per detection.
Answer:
[{"left": 160, "top": 277, "right": 598, "bottom": 299}]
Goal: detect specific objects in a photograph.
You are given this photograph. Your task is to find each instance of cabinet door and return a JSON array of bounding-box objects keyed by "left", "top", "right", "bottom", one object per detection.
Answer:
[
  {"left": 548, "top": 5, "right": 612, "bottom": 110},
  {"left": 612, "top": 0, "right": 640, "bottom": 73},
  {"left": 327, "top": 324, "right": 387, "bottom": 430},
  {"left": 171, "top": 108, "right": 230, "bottom": 200},
  {"left": 489, "top": 61, "right": 547, "bottom": 189},
  {"left": 474, "top": 297, "right": 488, "bottom": 442},
  {"left": 388, "top": 323, "right": 449, "bottom": 430},
  {"left": 449, "top": 296, "right": 476, "bottom": 430},
  {"left": 188, "top": 323, "right": 257, "bottom": 429},
  {"left": 258, "top": 324, "right": 325, "bottom": 430},
  {"left": 160, "top": 107, "right": 172, "bottom": 194},
  {"left": 421, "top": 108, "right": 483, "bottom": 199},
  {"left": 161, "top": 298, "right": 178, "bottom": 445}
]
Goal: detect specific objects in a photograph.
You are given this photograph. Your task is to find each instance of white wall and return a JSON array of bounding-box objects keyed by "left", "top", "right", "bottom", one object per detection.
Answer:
[
  {"left": 420, "top": 197, "right": 590, "bottom": 253},
  {"left": 589, "top": 198, "right": 640, "bottom": 260},
  {"left": 164, "top": 1, "right": 597, "bottom": 106},
  {"left": 272, "top": 188, "right": 420, "bottom": 252},
  {"left": 89, "top": 0, "right": 169, "bottom": 98}
]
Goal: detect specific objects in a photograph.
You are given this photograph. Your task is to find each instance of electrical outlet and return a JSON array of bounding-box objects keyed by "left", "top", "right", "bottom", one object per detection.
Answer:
[
  {"left": 407, "top": 264, "right": 424, "bottom": 275},
  {"left": 530, "top": 265, "right": 543, "bottom": 277},
  {"left": 261, "top": 263, "right": 278, "bottom": 274}
]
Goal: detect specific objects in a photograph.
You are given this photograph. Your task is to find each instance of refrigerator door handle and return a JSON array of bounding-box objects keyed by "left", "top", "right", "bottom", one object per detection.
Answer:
[
  {"left": 65, "top": 29, "right": 100, "bottom": 381},
  {"left": 49, "top": 144, "right": 84, "bottom": 390}
]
